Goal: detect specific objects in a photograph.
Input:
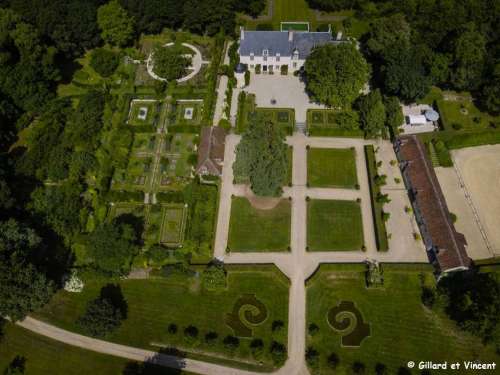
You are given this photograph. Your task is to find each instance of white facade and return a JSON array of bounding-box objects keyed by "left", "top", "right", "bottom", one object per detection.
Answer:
[{"left": 239, "top": 51, "right": 304, "bottom": 73}]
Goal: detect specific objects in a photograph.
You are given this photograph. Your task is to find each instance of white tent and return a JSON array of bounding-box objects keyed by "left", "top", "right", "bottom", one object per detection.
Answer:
[{"left": 407, "top": 115, "right": 427, "bottom": 126}]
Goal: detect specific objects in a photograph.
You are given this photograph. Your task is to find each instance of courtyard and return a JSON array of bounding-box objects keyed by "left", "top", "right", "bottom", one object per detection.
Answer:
[{"left": 245, "top": 74, "right": 326, "bottom": 123}]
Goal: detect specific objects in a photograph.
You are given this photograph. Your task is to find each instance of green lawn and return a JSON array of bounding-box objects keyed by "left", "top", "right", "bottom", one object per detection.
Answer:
[
  {"left": 306, "top": 265, "right": 500, "bottom": 374},
  {"left": 33, "top": 267, "right": 289, "bottom": 370},
  {"left": 281, "top": 22, "right": 309, "bottom": 31},
  {"left": 307, "top": 148, "right": 358, "bottom": 188},
  {"left": 228, "top": 197, "right": 291, "bottom": 252},
  {"left": 0, "top": 323, "right": 185, "bottom": 375},
  {"left": 307, "top": 199, "right": 364, "bottom": 251}
]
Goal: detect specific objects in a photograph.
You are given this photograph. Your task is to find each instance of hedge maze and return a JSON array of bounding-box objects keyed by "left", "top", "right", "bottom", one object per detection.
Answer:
[
  {"left": 327, "top": 301, "right": 371, "bottom": 347},
  {"left": 225, "top": 294, "right": 269, "bottom": 338}
]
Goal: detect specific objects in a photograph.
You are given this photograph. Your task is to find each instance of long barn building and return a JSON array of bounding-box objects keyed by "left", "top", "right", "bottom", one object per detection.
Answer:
[{"left": 394, "top": 135, "right": 471, "bottom": 278}]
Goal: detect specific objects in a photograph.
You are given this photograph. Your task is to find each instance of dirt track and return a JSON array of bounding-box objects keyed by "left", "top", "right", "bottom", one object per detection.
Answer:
[{"left": 452, "top": 145, "right": 500, "bottom": 256}]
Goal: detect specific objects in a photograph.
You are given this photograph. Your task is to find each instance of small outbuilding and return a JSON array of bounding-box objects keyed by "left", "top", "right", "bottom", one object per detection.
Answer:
[
  {"left": 196, "top": 126, "right": 226, "bottom": 177},
  {"left": 406, "top": 115, "right": 427, "bottom": 126}
]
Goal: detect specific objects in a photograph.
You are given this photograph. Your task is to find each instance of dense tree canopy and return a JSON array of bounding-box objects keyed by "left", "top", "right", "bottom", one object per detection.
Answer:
[
  {"left": 0, "top": 219, "right": 54, "bottom": 321},
  {"left": 97, "top": 0, "right": 135, "bottom": 47},
  {"left": 90, "top": 48, "right": 120, "bottom": 78},
  {"left": 86, "top": 219, "right": 140, "bottom": 275},
  {"left": 356, "top": 89, "right": 386, "bottom": 138},
  {"left": 152, "top": 44, "right": 192, "bottom": 81},
  {"left": 304, "top": 43, "right": 369, "bottom": 108},
  {"left": 233, "top": 114, "right": 288, "bottom": 197}
]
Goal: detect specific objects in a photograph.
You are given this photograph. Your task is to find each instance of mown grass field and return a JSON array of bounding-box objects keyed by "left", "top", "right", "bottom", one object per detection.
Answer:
[
  {"left": 307, "top": 199, "right": 363, "bottom": 251},
  {"left": 0, "top": 324, "right": 187, "bottom": 375},
  {"left": 33, "top": 267, "right": 289, "bottom": 370},
  {"left": 307, "top": 148, "right": 358, "bottom": 188},
  {"left": 228, "top": 197, "right": 291, "bottom": 252},
  {"left": 306, "top": 264, "right": 500, "bottom": 374}
]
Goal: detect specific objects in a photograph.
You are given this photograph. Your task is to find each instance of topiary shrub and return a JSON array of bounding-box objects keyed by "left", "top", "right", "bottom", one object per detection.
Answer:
[
  {"left": 90, "top": 48, "right": 120, "bottom": 78},
  {"left": 270, "top": 341, "right": 287, "bottom": 366},
  {"left": 250, "top": 338, "right": 264, "bottom": 359},
  {"left": 308, "top": 323, "right": 319, "bottom": 336},
  {"left": 328, "top": 352, "right": 339, "bottom": 369}
]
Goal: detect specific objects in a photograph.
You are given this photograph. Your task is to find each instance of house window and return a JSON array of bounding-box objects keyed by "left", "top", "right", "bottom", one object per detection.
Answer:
[
  {"left": 293, "top": 62, "right": 297, "bottom": 68},
  {"left": 263, "top": 49, "right": 268, "bottom": 62},
  {"left": 250, "top": 64, "right": 254, "bottom": 69},
  {"left": 250, "top": 53, "right": 254, "bottom": 61},
  {"left": 293, "top": 50, "right": 299, "bottom": 60},
  {"left": 276, "top": 53, "right": 280, "bottom": 62},
  {"left": 275, "top": 65, "right": 279, "bottom": 70}
]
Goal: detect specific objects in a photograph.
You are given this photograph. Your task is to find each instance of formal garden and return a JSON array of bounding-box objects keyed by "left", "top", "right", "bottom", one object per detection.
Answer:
[
  {"left": 306, "top": 109, "right": 364, "bottom": 137},
  {"left": 305, "top": 264, "right": 500, "bottom": 374},
  {"left": 307, "top": 199, "right": 364, "bottom": 251},
  {"left": 228, "top": 197, "right": 291, "bottom": 252},
  {"left": 236, "top": 92, "right": 295, "bottom": 135},
  {"left": 33, "top": 266, "right": 290, "bottom": 371},
  {"left": 307, "top": 148, "right": 358, "bottom": 189}
]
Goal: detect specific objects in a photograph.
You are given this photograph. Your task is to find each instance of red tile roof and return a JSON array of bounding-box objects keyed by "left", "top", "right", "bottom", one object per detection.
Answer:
[
  {"left": 196, "top": 126, "right": 226, "bottom": 176},
  {"left": 396, "top": 135, "right": 471, "bottom": 273}
]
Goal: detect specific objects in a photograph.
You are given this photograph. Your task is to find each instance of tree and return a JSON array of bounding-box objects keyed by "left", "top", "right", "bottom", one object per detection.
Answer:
[
  {"left": 437, "top": 271, "right": 500, "bottom": 344},
  {"left": 182, "top": 0, "right": 235, "bottom": 36},
  {"left": 233, "top": 113, "right": 288, "bottom": 197},
  {"left": 357, "top": 89, "right": 386, "bottom": 138},
  {"left": 382, "top": 43, "right": 431, "bottom": 102},
  {"left": 152, "top": 44, "right": 192, "bottom": 81},
  {"left": 384, "top": 96, "right": 403, "bottom": 136},
  {"left": 304, "top": 43, "right": 369, "bottom": 108},
  {"left": 451, "top": 27, "right": 486, "bottom": 91},
  {"left": 3, "top": 356, "right": 25, "bottom": 375},
  {"left": 86, "top": 220, "right": 139, "bottom": 275},
  {"left": 327, "top": 352, "right": 339, "bottom": 369},
  {"left": 97, "top": 0, "right": 135, "bottom": 47},
  {"left": 90, "top": 48, "right": 120, "bottom": 77},
  {"left": 77, "top": 296, "right": 123, "bottom": 337},
  {"left": 480, "top": 63, "right": 500, "bottom": 115},
  {"left": 305, "top": 346, "right": 320, "bottom": 369},
  {"left": 269, "top": 341, "right": 287, "bottom": 366},
  {"left": 0, "top": 219, "right": 54, "bottom": 321},
  {"left": 366, "top": 14, "right": 411, "bottom": 58},
  {"left": 232, "top": 0, "right": 266, "bottom": 18}
]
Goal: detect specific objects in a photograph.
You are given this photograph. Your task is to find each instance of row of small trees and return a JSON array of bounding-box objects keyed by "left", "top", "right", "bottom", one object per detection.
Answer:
[{"left": 165, "top": 322, "right": 287, "bottom": 365}]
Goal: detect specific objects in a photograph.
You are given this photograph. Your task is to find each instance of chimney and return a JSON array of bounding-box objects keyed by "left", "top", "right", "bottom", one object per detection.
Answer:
[
  {"left": 240, "top": 26, "right": 244, "bottom": 41},
  {"left": 288, "top": 30, "right": 294, "bottom": 42}
]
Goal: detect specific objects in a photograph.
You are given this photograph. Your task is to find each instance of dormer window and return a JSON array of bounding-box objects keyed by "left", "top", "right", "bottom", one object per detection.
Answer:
[
  {"left": 263, "top": 49, "right": 268, "bottom": 62},
  {"left": 293, "top": 49, "right": 299, "bottom": 60},
  {"left": 250, "top": 52, "right": 254, "bottom": 61},
  {"left": 276, "top": 53, "right": 280, "bottom": 62}
]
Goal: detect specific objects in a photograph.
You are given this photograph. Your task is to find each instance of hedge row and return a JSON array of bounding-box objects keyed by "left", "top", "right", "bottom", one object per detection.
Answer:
[
  {"left": 364, "top": 145, "right": 389, "bottom": 252},
  {"left": 308, "top": 126, "right": 365, "bottom": 138},
  {"left": 156, "top": 190, "right": 185, "bottom": 203},
  {"left": 167, "top": 125, "right": 201, "bottom": 134},
  {"left": 106, "top": 190, "right": 144, "bottom": 202}
]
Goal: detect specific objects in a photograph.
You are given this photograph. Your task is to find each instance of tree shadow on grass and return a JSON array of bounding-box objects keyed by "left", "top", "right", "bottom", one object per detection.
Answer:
[
  {"left": 122, "top": 348, "right": 187, "bottom": 374},
  {"left": 100, "top": 283, "right": 128, "bottom": 319}
]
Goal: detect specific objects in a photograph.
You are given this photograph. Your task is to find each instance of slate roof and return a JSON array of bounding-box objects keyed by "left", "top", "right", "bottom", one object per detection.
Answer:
[
  {"left": 395, "top": 135, "right": 471, "bottom": 273},
  {"left": 196, "top": 126, "right": 226, "bottom": 176},
  {"left": 239, "top": 30, "right": 336, "bottom": 59}
]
